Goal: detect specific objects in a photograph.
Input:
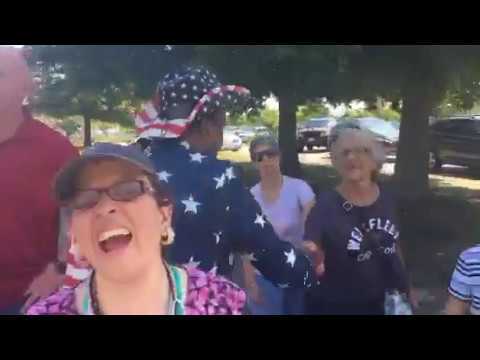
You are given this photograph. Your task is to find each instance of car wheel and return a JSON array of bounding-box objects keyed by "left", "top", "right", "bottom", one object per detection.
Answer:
[
  {"left": 307, "top": 145, "right": 314, "bottom": 151},
  {"left": 297, "top": 144, "right": 304, "bottom": 153},
  {"left": 429, "top": 152, "right": 442, "bottom": 172}
]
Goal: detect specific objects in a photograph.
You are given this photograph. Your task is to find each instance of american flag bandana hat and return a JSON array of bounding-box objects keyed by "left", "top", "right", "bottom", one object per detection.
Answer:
[{"left": 135, "top": 66, "right": 252, "bottom": 139}]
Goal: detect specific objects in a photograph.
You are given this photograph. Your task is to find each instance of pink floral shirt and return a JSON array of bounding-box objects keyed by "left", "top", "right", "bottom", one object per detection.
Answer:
[{"left": 26, "top": 267, "right": 246, "bottom": 315}]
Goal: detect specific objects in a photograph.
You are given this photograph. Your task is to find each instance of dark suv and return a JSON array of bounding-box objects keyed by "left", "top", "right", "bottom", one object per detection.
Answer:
[
  {"left": 429, "top": 116, "right": 480, "bottom": 171},
  {"left": 297, "top": 118, "right": 337, "bottom": 152}
]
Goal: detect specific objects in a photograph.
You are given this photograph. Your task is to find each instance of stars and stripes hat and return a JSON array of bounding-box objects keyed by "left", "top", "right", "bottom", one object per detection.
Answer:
[{"left": 135, "top": 66, "right": 252, "bottom": 139}]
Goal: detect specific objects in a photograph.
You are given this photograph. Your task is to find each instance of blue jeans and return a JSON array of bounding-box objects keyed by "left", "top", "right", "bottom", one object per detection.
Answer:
[
  {"left": 247, "top": 275, "right": 284, "bottom": 315},
  {"left": 283, "top": 288, "right": 305, "bottom": 315},
  {"left": 246, "top": 275, "right": 307, "bottom": 315}
]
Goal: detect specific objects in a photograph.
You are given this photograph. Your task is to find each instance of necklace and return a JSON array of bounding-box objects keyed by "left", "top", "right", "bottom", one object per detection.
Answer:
[{"left": 89, "top": 264, "right": 176, "bottom": 316}]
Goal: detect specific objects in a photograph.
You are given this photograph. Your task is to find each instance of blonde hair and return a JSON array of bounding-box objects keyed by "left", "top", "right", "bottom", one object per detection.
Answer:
[{"left": 330, "top": 127, "right": 386, "bottom": 178}]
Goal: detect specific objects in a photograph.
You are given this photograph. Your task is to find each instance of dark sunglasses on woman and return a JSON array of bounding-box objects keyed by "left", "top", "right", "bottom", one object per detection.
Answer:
[
  {"left": 67, "top": 180, "right": 158, "bottom": 210},
  {"left": 254, "top": 149, "right": 280, "bottom": 163}
]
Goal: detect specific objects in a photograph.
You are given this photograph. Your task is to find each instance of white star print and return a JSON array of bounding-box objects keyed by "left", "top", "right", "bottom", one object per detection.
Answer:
[
  {"left": 284, "top": 249, "right": 296, "bottom": 268},
  {"left": 304, "top": 271, "right": 309, "bottom": 286},
  {"left": 228, "top": 253, "right": 235, "bottom": 266},
  {"left": 181, "top": 83, "right": 187, "bottom": 89},
  {"left": 213, "top": 232, "right": 223, "bottom": 245},
  {"left": 227, "top": 95, "right": 232, "bottom": 100},
  {"left": 254, "top": 214, "right": 267, "bottom": 228},
  {"left": 144, "top": 146, "right": 152, "bottom": 157},
  {"left": 278, "top": 284, "right": 290, "bottom": 289},
  {"left": 186, "top": 256, "right": 201, "bottom": 269},
  {"left": 173, "top": 103, "right": 178, "bottom": 107},
  {"left": 190, "top": 153, "right": 207, "bottom": 163},
  {"left": 180, "top": 141, "right": 190, "bottom": 150},
  {"left": 203, "top": 107, "right": 208, "bottom": 113},
  {"left": 245, "top": 253, "right": 258, "bottom": 262},
  {"left": 182, "top": 94, "right": 188, "bottom": 99},
  {"left": 182, "top": 195, "right": 201, "bottom": 215},
  {"left": 194, "top": 95, "right": 199, "bottom": 100},
  {"left": 213, "top": 174, "right": 226, "bottom": 189},
  {"left": 225, "top": 167, "right": 236, "bottom": 181},
  {"left": 193, "top": 85, "right": 198, "bottom": 91},
  {"left": 215, "top": 101, "right": 220, "bottom": 106},
  {"left": 226, "top": 206, "right": 230, "bottom": 212},
  {"left": 157, "top": 171, "right": 172, "bottom": 183},
  {"left": 190, "top": 75, "right": 196, "bottom": 80},
  {"left": 171, "top": 92, "right": 177, "bottom": 98}
]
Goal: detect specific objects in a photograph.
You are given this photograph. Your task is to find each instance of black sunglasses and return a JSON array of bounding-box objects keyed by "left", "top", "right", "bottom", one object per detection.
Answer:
[
  {"left": 253, "top": 149, "right": 280, "bottom": 162},
  {"left": 68, "top": 180, "right": 157, "bottom": 211}
]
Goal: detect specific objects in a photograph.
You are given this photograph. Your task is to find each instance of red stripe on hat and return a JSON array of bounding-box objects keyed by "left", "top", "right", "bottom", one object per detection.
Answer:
[
  {"left": 139, "top": 110, "right": 155, "bottom": 124},
  {"left": 136, "top": 122, "right": 186, "bottom": 136}
]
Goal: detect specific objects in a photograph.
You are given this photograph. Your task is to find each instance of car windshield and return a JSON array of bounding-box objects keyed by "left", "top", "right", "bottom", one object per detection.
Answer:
[
  {"left": 357, "top": 117, "right": 399, "bottom": 139},
  {"left": 305, "top": 119, "right": 331, "bottom": 128}
]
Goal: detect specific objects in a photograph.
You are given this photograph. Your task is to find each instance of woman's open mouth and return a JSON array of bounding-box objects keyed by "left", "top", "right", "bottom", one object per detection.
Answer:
[{"left": 98, "top": 229, "right": 133, "bottom": 254}]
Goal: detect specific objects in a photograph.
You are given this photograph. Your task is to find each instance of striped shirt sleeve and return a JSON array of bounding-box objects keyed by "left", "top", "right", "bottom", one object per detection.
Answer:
[{"left": 448, "top": 246, "right": 480, "bottom": 302}]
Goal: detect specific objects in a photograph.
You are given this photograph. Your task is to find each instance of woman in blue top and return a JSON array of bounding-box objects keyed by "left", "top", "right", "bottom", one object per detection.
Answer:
[{"left": 304, "top": 125, "right": 411, "bottom": 315}]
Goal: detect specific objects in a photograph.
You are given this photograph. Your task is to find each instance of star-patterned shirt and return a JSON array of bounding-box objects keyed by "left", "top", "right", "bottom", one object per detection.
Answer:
[{"left": 149, "top": 139, "right": 314, "bottom": 289}]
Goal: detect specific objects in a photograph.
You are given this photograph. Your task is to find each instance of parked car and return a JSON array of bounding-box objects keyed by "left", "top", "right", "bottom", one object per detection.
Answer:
[
  {"left": 429, "top": 115, "right": 480, "bottom": 171},
  {"left": 254, "top": 126, "right": 272, "bottom": 137},
  {"left": 236, "top": 126, "right": 257, "bottom": 142},
  {"left": 222, "top": 131, "right": 243, "bottom": 151},
  {"left": 328, "top": 117, "right": 399, "bottom": 155},
  {"left": 297, "top": 117, "right": 337, "bottom": 152}
]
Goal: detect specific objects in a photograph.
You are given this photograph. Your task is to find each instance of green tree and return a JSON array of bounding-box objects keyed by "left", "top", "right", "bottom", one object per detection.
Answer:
[
  {"left": 337, "top": 45, "right": 480, "bottom": 198},
  {"left": 195, "top": 45, "right": 354, "bottom": 177},
  {"left": 297, "top": 100, "right": 331, "bottom": 123},
  {"left": 30, "top": 45, "right": 194, "bottom": 146}
]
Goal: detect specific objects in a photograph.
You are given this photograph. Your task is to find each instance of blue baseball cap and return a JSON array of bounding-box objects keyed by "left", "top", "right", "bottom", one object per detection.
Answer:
[{"left": 55, "top": 142, "right": 156, "bottom": 202}]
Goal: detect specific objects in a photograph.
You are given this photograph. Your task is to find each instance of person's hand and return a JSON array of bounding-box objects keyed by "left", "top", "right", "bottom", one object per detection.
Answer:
[
  {"left": 302, "top": 241, "right": 325, "bottom": 277},
  {"left": 21, "top": 263, "right": 65, "bottom": 313}
]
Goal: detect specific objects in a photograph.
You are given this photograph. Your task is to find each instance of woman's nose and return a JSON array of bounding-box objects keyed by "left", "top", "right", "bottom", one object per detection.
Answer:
[{"left": 93, "top": 193, "right": 117, "bottom": 216}]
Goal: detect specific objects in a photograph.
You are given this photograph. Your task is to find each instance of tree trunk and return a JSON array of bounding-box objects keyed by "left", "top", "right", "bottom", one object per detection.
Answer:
[
  {"left": 278, "top": 91, "right": 302, "bottom": 178},
  {"left": 394, "top": 64, "right": 439, "bottom": 200},
  {"left": 83, "top": 114, "right": 92, "bottom": 148}
]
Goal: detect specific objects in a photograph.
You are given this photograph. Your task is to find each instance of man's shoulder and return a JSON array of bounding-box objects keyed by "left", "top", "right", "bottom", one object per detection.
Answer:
[{"left": 28, "top": 119, "right": 76, "bottom": 151}]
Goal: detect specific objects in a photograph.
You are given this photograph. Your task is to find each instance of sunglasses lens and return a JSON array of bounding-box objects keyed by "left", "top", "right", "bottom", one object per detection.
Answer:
[
  {"left": 71, "top": 190, "right": 101, "bottom": 210},
  {"left": 255, "top": 149, "right": 279, "bottom": 162},
  {"left": 109, "top": 181, "right": 145, "bottom": 202}
]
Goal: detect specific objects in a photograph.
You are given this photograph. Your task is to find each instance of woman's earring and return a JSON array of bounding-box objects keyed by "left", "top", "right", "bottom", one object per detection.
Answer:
[{"left": 161, "top": 227, "right": 175, "bottom": 246}]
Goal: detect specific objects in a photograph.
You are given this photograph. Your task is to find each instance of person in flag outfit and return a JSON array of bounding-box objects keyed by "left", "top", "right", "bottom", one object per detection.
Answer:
[{"left": 64, "top": 66, "right": 323, "bottom": 299}]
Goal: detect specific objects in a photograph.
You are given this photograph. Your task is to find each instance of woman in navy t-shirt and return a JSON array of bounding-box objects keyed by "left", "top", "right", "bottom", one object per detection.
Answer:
[{"left": 304, "top": 125, "right": 410, "bottom": 315}]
